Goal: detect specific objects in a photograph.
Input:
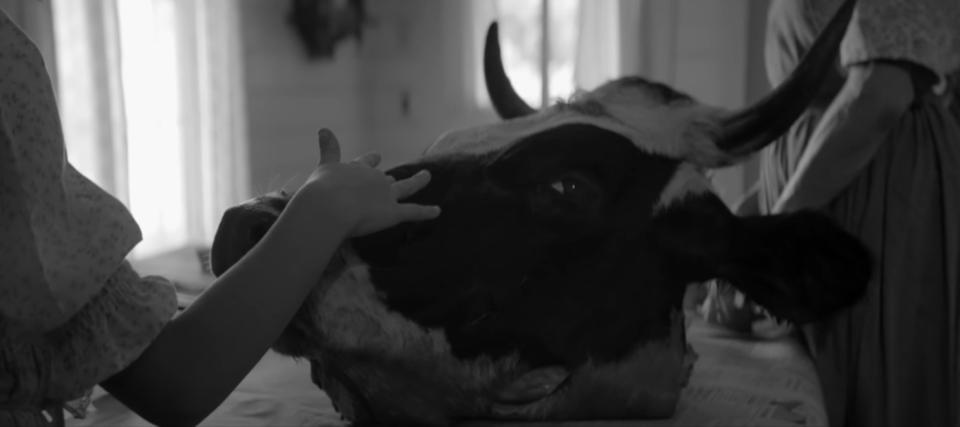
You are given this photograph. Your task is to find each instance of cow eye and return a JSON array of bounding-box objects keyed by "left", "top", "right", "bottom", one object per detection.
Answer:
[
  {"left": 549, "top": 178, "right": 578, "bottom": 195},
  {"left": 543, "top": 173, "right": 600, "bottom": 206},
  {"left": 530, "top": 172, "right": 603, "bottom": 221}
]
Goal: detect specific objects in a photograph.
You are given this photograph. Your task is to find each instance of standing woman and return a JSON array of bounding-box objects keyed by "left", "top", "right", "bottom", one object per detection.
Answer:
[{"left": 759, "top": 0, "right": 960, "bottom": 426}]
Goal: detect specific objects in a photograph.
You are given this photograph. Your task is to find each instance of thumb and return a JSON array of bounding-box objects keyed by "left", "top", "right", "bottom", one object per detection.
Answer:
[{"left": 317, "top": 128, "right": 341, "bottom": 165}]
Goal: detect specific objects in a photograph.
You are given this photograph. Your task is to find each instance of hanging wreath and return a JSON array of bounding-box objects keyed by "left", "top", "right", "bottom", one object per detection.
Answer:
[{"left": 288, "top": 0, "right": 368, "bottom": 59}]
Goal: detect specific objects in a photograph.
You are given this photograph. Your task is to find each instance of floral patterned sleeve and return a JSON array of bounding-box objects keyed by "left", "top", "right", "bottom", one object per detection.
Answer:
[
  {"left": 1, "top": 9, "right": 179, "bottom": 422},
  {"left": 1, "top": 7, "right": 146, "bottom": 333},
  {"left": 838, "top": 0, "right": 960, "bottom": 78}
]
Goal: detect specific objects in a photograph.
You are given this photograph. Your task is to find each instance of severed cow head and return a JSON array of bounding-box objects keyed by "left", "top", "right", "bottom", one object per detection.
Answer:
[{"left": 210, "top": 1, "right": 867, "bottom": 425}]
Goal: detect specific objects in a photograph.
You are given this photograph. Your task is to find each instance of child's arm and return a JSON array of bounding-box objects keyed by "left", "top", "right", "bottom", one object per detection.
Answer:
[{"left": 101, "top": 136, "right": 438, "bottom": 426}]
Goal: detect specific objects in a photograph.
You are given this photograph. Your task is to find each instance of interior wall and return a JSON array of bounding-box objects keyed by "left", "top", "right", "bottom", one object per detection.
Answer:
[
  {"left": 237, "top": 0, "right": 365, "bottom": 193},
  {"left": 626, "top": 0, "right": 772, "bottom": 207},
  {"left": 633, "top": 0, "right": 750, "bottom": 206},
  {"left": 238, "top": 0, "right": 770, "bottom": 200},
  {"left": 356, "top": 0, "right": 497, "bottom": 169},
  {"left": 237, "top": 0, "right": 497, "bottom": 191}
]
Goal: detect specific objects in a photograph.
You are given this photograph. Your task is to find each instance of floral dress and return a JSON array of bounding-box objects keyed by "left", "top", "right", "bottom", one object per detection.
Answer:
[
  {"left": 0, "top": 9, "right": 177, "bottom": 427},
  {"left": 761, "top": 0, "right": 960, "bottom": 426}
]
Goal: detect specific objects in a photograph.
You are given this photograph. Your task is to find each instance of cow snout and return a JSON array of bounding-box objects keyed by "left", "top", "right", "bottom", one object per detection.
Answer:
[{"left": 210, "top": 192, "right": 290, "bottom": 277}]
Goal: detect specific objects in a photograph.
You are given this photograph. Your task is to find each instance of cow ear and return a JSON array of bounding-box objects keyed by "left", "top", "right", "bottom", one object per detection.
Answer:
[
  {"left": 210, "top": 192, "right": 289, "bottom": 277},
  {"left": 654, "top": 198, "right": 870, "bottom": 324}
]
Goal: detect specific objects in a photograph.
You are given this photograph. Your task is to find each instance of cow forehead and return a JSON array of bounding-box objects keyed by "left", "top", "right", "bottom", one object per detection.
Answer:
[{"left": 425, "top": 83, "right": 731, "bottom": 167}]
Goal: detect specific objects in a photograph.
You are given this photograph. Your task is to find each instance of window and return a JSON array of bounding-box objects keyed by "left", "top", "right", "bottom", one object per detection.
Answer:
[
  {"left": 471, "top": 0, "right": 621, "bottom": 109},
  {"left": 116, "top": 0, "right": 190, "bottom": 257},
  {"left": 52, "top": 0, "right": 248, "bottom": 259}
]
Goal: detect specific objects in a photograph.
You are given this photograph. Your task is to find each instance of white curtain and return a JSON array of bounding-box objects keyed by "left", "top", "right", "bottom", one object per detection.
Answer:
[
  {"left": 51, "top": 0, "right": 249, "bottom": 259},
  {"left": 573, "top": 0, "right": 620, "bottom": 90}
]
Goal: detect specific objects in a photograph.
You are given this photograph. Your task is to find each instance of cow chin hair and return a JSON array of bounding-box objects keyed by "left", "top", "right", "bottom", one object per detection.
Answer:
[{"left": 272, "top": 245, "right": 528, "bottom": 371}]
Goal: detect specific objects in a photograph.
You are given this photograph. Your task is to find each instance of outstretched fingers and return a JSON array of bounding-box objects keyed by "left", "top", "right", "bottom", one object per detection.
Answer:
[
  {"left": 392, "top": 170, "right": 432, "bottom": 200},
  {"left": 392, "top": 170, "right": 440, "bottom": 221},
  {"left": 395, "top": 203, "right": 441, "bottom": 222},
  {"left": 352, "top": 152, "right": 382, "bottom": 168}
]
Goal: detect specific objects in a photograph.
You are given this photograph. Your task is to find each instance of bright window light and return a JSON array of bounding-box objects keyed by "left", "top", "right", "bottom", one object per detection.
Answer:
[
  {"left": 493, "top": 0, "right": 543, "bottom": 106},
  {"left": 54, "top": 0, "right": 191, "bottom": 259},
  {"left": 116, "top": 0, "right": 189, "bottom": 257},
  {"left": 474, "top": 0, "right": 583, "bottom": 109},
  {"left": 53, "top": 0, "right": 247, "bottom": 261},
  {"left": 546, "top": 0, "right": 580, "bottom": 102}
]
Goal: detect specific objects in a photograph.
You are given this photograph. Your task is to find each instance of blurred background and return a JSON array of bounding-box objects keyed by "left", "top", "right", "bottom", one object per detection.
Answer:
[{"left": 1, "top": 0, "right": 771, "bottom": 261}]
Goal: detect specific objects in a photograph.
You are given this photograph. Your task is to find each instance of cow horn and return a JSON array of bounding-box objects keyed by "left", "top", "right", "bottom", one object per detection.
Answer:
[
  {"left": 484, "top": 22, "right": 536, "bottom": 119},
  {"left": 714, "top": 0, "right": 855, "bottom": 156}
]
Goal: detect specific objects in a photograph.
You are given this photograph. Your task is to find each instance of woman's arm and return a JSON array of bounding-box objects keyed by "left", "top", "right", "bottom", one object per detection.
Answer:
[{"left": 772, "top": 61, "right": 916, "bottom": 213}]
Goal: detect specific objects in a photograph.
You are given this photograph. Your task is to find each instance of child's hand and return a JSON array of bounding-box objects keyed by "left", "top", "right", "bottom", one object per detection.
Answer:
[{"left": 294, "top": 129, "right": 441, "bottom": 237}]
